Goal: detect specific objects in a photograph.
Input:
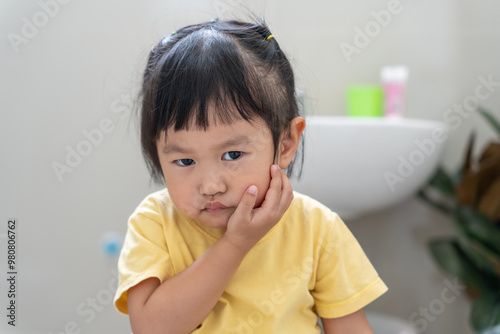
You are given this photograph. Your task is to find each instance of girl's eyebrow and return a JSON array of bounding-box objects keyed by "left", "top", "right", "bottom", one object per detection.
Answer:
[
  {"left": 161, "top": 144, "right": 189, "bottom": 155},
  {"left": 215, "top": 134, "right": 250, "bottom": 150},
  {"left": 161, "top": 134, "right": 251, "bottom": 154}
]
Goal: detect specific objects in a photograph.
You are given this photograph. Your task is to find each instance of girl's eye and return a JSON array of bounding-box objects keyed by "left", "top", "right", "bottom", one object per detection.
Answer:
[
  {"left": 175, "top": 159, "right": 195, "bottom": 166},
  {"left": 222, "top": 151, "right": 243, "bottom": 161}
]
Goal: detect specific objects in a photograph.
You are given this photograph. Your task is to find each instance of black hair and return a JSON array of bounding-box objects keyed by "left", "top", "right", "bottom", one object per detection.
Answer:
[{"left": 140, "top": 18, "right": 303, "bottom": 183}]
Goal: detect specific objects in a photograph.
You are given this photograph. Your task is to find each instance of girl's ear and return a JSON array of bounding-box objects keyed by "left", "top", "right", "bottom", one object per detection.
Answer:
[{"left": 278, "top": 117, "right": 306, "bottom": 169}]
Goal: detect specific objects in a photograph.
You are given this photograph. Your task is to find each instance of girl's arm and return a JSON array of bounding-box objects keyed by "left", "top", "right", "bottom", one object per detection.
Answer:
[
  {"left": 322, "top": 309, "right": 375, "bottom": 334},
  {"left": 127, "top": 166, "right": 293, "bottom": 334},
  {"left": 127, "top": 236, "right": 249, "bottom": 334}
]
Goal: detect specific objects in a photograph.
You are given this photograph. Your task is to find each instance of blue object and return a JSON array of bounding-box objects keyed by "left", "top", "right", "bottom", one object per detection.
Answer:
[{"left": 101, "top": 232, "right": 123, "bottom": 257}]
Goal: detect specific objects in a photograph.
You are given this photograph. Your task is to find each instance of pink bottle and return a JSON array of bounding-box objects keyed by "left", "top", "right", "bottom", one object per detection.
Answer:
[{"left": 381, "top": 66, "right": 409, "bottom": 117}]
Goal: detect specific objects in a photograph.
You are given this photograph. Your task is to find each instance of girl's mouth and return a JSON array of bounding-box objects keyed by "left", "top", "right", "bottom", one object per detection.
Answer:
[{"left": 204, "top": 202, "right": 227, "bottom": 213}]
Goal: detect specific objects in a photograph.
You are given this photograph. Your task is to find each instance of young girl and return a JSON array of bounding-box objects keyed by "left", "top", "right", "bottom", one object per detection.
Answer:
[{"left": 114, "top": 18, "right": 387, "bottom": 333}]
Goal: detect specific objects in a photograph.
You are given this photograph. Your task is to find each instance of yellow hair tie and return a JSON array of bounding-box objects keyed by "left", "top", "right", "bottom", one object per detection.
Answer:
[{"left": 267, "top": 34, "right": 275, "bottom": 40}]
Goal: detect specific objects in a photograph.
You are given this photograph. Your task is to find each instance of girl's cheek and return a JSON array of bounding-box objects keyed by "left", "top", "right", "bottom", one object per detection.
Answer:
[
  {"left": 255, "top": 175, "right": 273, "bottom": 208},
  {"left": 226, "top": 159, "right": 242, "bottom": 173}
]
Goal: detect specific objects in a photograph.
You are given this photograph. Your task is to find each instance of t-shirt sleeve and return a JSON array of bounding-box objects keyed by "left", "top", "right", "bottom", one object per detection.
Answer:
[
  {"left": 312, "top": 213, "right": 388, "bottom": 318},
  {"left": 114, "top": 196, "right": 174, "bottom": 314}
]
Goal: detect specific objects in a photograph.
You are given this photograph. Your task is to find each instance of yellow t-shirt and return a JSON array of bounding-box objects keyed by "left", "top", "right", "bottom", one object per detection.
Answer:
[{"left": 114, "top": 189, "right": 387, "bottom": 333}]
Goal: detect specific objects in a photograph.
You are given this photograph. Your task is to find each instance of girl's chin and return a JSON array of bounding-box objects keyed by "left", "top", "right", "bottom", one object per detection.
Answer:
[
  {"left": 200, "top": 208, "right": 236, "bottom": 228},
  {"left": 198, "top": 213, "right": 231, "bottom": 229}
]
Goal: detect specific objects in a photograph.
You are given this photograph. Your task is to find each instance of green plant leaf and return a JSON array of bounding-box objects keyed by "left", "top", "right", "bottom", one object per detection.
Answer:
[
  {"left": 479, "top": 326, "right": 500, "bottom": 334},
  {"left": 455, "top": 231, "right": 500, "bottom": 281},
  {"left": 454, "top": 207, "right": 500, "bottom": 256},
  {"left": 451, "top": 167, "right": 463, "bottom": 188},
  {"left": 454, "top": 208, "right": 500, "bottom": 280},
  {"left": 471, "top": 291, "right": 500, "bottom": 333},
  {"left": 427, "top": 166, "right": 457, "bottom": 197},
  {"left": 478, "top": 107, "right": 500, "bottom": 140},
  {"left": 418, "top": 167, "right": 456, "bottom": 215},
  {"left": 429, "top": 238, "right": 486, "bottom": 291}
]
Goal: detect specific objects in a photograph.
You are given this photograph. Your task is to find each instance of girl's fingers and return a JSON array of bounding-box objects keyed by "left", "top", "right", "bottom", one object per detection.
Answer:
[
  {"left": 225, "top": 166, "right": 292, "bottom": 248},
  {"left": 231, "top": 185, "right": 258, "bottom": 221},
  {"left": 260, "top": 165, "right": 283, "bottom": 210}
]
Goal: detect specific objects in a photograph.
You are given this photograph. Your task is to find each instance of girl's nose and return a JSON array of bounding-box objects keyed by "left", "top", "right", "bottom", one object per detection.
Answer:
[{"left": 199, "top": 169, "right": 228, "bottom": 197}]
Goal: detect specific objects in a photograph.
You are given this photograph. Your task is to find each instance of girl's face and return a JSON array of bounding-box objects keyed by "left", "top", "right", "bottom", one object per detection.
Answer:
[{"left": 156, "top": 114, "right": 277, "bottom": 229}]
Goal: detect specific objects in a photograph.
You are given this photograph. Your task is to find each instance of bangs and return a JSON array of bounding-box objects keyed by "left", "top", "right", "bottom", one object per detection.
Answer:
[
  {"left": 140, "top": 19, "right": 301, "bottom": 183},
  {"left": 149, "top": 29, "right": 276, "bottom": 135}
]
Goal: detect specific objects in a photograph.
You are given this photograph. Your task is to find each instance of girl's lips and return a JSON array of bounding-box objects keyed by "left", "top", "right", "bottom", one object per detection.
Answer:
[{"left": 204, "top": 202, "right": 227, "bottom": 213}]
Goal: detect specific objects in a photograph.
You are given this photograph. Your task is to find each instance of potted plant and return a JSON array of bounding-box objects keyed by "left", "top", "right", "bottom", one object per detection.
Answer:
[{"left": 419, "top": 107, "right": 500, "bottom": 334}]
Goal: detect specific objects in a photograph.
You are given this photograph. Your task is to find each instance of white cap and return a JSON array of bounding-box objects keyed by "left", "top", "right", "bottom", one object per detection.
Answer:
[{"left": 381, "top": 65, "right": 409, "bottom": 83}]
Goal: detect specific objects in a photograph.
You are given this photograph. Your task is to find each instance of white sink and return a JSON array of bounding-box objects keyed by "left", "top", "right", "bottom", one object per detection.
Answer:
[{"left": 292, "top": 116, "right": 449, "bottom": 219}]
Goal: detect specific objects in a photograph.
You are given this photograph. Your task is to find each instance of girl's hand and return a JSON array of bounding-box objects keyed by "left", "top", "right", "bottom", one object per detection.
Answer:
[{"left": 223, "top": 165, "right": 294, "bottom": 253}]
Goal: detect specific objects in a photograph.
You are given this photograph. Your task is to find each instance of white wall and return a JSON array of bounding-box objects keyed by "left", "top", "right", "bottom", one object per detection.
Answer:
[{"left": 1, "top": 0, "right": 499, "bottom": 332}]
